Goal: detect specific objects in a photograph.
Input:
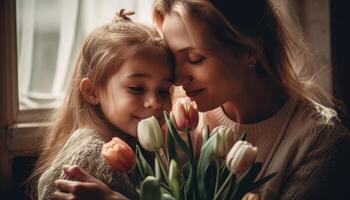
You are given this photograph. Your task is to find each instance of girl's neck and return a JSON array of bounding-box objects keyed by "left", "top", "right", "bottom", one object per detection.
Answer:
[{"left": 222, "top": 75, "right": 289, "bottom": 124}]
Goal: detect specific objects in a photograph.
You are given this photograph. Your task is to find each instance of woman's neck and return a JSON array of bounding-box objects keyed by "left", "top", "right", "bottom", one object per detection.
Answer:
[{"left": 222, "top": 76, "right": 289, "bottom": 124}]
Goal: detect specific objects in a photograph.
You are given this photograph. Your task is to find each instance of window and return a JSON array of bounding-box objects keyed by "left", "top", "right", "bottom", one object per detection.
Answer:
[
  {"left": 16, "top": 0, "right": 154, "bottom": 111},
  {"left": 3, "top": 0, "right": 154, "bottom": 156}
]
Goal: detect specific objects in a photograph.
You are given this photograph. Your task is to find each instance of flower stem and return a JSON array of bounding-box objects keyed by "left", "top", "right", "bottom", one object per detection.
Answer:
[
  {"left": 213, "top": 170, "right": 235, "bottom": 200},
  {"left": 186, "top": 127, "right": 195, "bottom": 158},
  {"left": 214, "top": 161, "right": 220, "bottom": 195},
  {"left": 191, "top": 161, "right": 200, "bottom": 200},
  {"left": 186, "top": 128, "right": 200, "bottom": 199},
  {"left": 155, "top": 150, "right": 169, "bottom": 184}
]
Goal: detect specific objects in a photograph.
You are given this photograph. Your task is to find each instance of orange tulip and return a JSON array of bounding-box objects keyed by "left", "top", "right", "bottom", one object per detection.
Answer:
[
  {"left": 101, "top": 137, "right": 135, "bottom": 172},
  {"left": 242, "top": 192, "right": 261, "bottom": 200},
  {"left": 172, "top": 98, "right": 199, "bottom": 131}
]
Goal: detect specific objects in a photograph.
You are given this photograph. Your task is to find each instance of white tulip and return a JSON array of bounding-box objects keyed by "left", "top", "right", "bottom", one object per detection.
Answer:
[
  {"left": 226, "top": 140, "right": 258, "bottom": 173},
  {"left": 212, "top": 126, "right": 234, "bottom": 159},
  {"left": 137, "top": 116, "right": 163, "bottom": 151}
]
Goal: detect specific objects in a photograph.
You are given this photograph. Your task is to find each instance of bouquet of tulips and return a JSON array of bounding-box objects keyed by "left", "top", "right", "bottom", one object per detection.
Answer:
[{"left": 102, "top": 98, "right": 276, "bottom": 200}]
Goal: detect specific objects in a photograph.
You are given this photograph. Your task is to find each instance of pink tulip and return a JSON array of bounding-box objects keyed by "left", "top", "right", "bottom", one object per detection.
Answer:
[{"left": 172, "top": 98, "right": 199, "bottom": 131}]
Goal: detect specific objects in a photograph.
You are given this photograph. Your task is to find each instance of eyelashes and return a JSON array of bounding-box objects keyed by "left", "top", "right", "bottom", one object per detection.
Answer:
[
  {"left": 128, "top": 87, "right": 144, "bottom": 94},
  {"left": 127, "top": 87, "right": 170, "bottom": 97},
  {"left": 187, "top": 52, "right": 205, "bottom": 64}
]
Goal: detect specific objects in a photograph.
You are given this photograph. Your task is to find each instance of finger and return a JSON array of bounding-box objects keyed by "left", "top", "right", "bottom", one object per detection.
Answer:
[
  {"left": 63, "top": 165, "right": 91, "bottom": 182},
  {"left": 54, "top": 179, "right": 79, "bottom": 193},
  {"left": 52, "top": 191, "right": 74, "bottom": 200}
]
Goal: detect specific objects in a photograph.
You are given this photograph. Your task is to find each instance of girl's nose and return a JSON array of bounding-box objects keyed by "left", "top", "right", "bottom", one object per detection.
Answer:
[{"left": 144, "top": 95, "right": 162, "bottom": 110}]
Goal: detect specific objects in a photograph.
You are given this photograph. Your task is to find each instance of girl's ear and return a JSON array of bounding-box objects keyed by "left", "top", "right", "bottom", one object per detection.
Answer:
[{"left": 80, "top": 78, "right": 99, "bottom": 105}]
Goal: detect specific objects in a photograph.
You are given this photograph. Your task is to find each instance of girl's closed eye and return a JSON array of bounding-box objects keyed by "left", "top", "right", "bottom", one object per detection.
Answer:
[
  {"left": 187, "top": 52, "right": 205, "bottom": 64},
  {"left": 128, "top": 86, "right": 145, "bottom": 95},
  {"left": 159, "top": 89, "right": 170, "bottom": 97}
]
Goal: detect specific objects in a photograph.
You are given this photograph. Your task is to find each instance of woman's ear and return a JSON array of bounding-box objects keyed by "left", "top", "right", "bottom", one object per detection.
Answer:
[
  {"left": 243, "top": 50, "right": 258, "bottom": 67},
  {"left": 80, "top": 78, "right": 99, "bottom": 105}
]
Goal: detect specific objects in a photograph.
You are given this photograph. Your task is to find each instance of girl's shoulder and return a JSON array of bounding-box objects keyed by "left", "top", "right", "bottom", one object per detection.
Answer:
[
  {"left": 59, "top": 128, "right": 106, "bottom": 158},
  {"left": 66, "top": 128, "right": 105, "bottom": 145}
]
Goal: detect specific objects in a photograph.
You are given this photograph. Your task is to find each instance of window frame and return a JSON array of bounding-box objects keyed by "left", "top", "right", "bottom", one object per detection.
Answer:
[{"left": 1, "top": 0, "right": 49, "bottom": 157}]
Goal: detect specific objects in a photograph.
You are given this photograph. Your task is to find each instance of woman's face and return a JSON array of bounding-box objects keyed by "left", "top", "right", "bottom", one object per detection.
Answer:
[{"left": 161, "top": 12, "right": 251, "bottom": 112}]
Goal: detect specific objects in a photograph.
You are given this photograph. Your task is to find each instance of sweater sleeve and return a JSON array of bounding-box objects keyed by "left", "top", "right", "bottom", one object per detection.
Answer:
[
  {"left": 38, "top": 129, "right": 138, "bottom": 200},
  {"left": 279, "top": 119, "right": 350, "bottom": 200}
]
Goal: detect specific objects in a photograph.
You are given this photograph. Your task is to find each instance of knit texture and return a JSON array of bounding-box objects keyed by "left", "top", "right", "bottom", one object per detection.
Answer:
[
  {"left": 37, "top": 128, "right": 138, "bottom": 200},
  {"left": 200, "top": 99, "right": 350, "bottom": 200}
]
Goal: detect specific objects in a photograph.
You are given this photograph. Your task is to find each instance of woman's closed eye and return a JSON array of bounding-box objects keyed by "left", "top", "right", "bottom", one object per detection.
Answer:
[
  {"left": 187, "top": 52, "right": 205, "bottom": 64},
  {"left": 128, "top": 86, "right": 145, "bottom": 94}
]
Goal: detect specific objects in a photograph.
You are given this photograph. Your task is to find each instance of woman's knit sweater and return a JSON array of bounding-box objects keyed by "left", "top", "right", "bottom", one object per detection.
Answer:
[{"left": 198, "top": 98, "right": 350, "bottom": 200}]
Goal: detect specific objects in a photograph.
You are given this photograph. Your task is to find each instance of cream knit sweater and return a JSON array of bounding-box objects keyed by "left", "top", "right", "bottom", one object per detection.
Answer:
[
  {"left": 197, "top": 98, "right": 350, "bottom": 200},
  {"left": 37, "top": 128, "right": 138, "bottom": 200}
]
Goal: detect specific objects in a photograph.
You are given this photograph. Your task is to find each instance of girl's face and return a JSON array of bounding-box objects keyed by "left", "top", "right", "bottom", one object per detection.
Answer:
[
  {"left": 161, "top": 13, "right": 251, "bottom": 112},
  {"left": 97, "top": 52, "right": 172, "bottom": 137}
]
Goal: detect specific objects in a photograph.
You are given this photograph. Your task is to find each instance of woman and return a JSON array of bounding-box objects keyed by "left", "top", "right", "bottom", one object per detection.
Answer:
[{"left": 52, "top": 0, "right": 350, "bottom": 199}]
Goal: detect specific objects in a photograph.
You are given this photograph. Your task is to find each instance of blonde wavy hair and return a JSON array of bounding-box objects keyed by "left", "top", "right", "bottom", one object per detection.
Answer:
[
  {"left": 28, "top": 12, "right": 173, "bottom": 199},
  {"left": 153, "top": 0, "right": 333, "bottom": 107}
]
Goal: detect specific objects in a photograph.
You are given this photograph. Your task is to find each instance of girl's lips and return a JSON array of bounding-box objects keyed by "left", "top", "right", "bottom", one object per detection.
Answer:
[
  {"left": 134, "top": 115, "right": 164, "bottom": 124},
  {"left": 186, "top": 89, "right": 204, "bottom": 98}
]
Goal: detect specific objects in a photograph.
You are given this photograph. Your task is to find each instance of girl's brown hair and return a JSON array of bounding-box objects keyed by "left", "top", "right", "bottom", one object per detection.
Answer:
[
  {"left": 28, "top": 12, "right": 173, "bottom": 199},
  {"left": 153, "top": 0, "right": 333, "bottom": 107}
]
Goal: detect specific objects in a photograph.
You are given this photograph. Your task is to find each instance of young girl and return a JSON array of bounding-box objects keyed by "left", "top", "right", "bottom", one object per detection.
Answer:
[{"left": 30, "top": 10, "right": 174, "bottom": 200}]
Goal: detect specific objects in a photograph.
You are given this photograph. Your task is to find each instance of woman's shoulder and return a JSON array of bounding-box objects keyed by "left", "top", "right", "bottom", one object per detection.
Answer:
[
  {"left": 288, "top": 99, "right": 349, "bottom": 144},
  {"left": 297, "top": 100, "right": 338, "bottom": 125}
]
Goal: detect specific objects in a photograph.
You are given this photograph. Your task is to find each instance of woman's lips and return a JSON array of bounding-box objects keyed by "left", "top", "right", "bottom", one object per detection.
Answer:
[{"left": 186, "top": 88, "right": 204, "bottom": 98}]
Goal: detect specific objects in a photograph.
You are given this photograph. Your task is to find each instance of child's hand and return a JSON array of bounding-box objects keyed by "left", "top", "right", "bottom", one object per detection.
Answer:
[{"left": 52, "top": 165, "right": 128, "bottom": 200}]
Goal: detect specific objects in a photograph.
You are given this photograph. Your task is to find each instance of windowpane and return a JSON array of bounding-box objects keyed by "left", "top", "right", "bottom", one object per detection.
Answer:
[{"left": 16, "top": 0, "right": 153, "bottom": 110}]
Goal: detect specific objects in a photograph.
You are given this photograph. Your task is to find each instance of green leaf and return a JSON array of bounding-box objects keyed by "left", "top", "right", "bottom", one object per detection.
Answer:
[
  {"left": 169, "top": 160, "right": 181, "bottom": 200},
  {"left": 166, "top": 129, "right": 177, "bottom": 164},
  {"left": 161, "top": 193, "right": 176, "bottom": 200},
  {"left": 136, "top": 145, "right": 154, "bottom": 178},
  {"left": 164, "top": 111, "right": 193, "bottom": 161},
  {"left": 155, "top": 158, "right": 161, "bottom": 180},
  {"left": 141, "top": 176, "right": 161, "bottom": 200},
  {"left": 203, "top": 125, "right": 210, "bottom": 145},
  {"left": 181, "top": 162, "right": 192, "bottom": 200},
  {"left": 240, "top": 131, "right": 248, "bottom": 141},
  {"left": 197, "top": 135, "right": 217, "bottom": 199},
  {"left": 220, "top": 173, "right": 236, "bottom": 200},
  {"left": 248, "top": 172, "right": 277, "bottom": 191},
  {"left": 230, "top": 162, "right": 262, "bottom": 199},
  {"left": 160, "top": 183, "right": 172, "bottom": 193},
  {"left": 184, "top": 166, "right": 193, "bottom": 200},
  {"left": 203, "top": 161, "right": 216, "bottom": 200},
  {"left": 214, "top": 162, "right": 231, "bottom": 199}
]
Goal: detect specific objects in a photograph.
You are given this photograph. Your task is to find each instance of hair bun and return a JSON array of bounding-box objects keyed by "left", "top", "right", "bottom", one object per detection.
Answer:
[{"left": 114, "top": 9, "right": 135, "bottom": 22}]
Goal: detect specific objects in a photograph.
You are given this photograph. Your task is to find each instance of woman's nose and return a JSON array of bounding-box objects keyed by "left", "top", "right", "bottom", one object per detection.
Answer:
[{"left": 174, "top": 75, "right": 193, "bottom": 86}]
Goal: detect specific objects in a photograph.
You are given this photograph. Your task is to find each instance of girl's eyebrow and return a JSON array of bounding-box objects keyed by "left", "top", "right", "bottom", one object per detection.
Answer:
[{"left": 127, "top": 73, "right": 173, "bottom": 83}]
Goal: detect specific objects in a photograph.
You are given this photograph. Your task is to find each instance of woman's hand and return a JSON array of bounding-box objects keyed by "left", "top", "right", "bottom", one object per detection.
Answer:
[{"left": 52, "top": 165, "right": 128, "bottom": 200}]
